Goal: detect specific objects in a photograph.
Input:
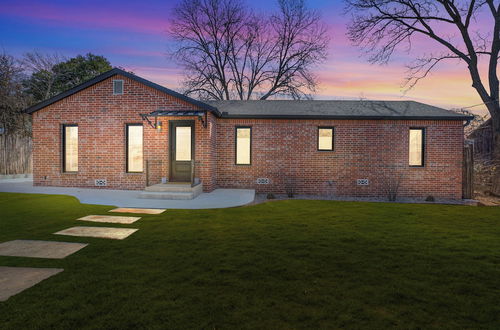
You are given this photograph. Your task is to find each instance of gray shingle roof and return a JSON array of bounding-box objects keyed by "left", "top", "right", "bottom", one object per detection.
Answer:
[
  {"left": 206, "top": 100, "right": 471, "bottom": 120},
  {"left": 24, "top": 67, "right": 470, "bottom": 121}
]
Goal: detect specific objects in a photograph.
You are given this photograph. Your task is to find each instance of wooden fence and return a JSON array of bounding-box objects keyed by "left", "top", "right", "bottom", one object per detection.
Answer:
[
  {"left": 468, "top": 118, "right": 493, "bottom": 159},
  {"left": 0, "top": 133, "right": 32, "bottom": 175}
]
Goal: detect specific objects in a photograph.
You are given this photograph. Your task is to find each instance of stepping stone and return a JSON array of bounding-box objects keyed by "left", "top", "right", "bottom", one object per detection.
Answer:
[
  {"left": 78, "top": 215, "right": 141, "bottom": 224},
  {"left": 54, "top": 226, "right": 138, "bottom": 240},
  {"left": 0, "top": 266, "right": 63, "bottom": 301},
  {"left": 0, "top": 240, "right": 87, "bottom": 259},
  {"left": 109, "top": 208, "right": 165, "bottom": 215}
]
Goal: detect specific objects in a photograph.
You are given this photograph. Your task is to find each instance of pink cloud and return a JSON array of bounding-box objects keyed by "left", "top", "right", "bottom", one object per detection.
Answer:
[
  {"left": 315, "top": 59, "right": 486, "bottom": 114},
  {"left": 103, "top": 48, "right": 166, "bottom": 58},
  {"left": 127, "top": 66, "right": 184, "bottom": 88}
]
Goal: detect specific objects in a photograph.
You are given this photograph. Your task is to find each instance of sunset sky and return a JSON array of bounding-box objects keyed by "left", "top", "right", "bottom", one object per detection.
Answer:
[{"left": 0, "top": 0, "right": 491, "bottom": 115}]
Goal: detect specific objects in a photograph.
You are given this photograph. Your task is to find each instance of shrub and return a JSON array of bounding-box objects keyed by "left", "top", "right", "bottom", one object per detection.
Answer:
[{"left": 285, "top": 177, "right": 296, "bottom": 199}]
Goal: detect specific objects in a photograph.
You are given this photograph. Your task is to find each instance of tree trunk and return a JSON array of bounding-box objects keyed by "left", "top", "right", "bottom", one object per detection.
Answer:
[{"left": 491, "top": 115, "right": 500, "bottom": 196}]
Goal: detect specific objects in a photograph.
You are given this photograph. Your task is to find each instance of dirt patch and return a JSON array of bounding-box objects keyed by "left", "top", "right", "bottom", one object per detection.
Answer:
[
  {"left": 474, "top": 194, "right": 500, "bottom": 206},
  {"left": 474, "top": 158, "right": 498, "bottom": 194}
]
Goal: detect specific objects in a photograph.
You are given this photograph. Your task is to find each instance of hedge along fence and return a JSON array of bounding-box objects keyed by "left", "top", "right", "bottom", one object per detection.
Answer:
[{"left": 0, "top": 132, "right": 32, "bottom": 175}]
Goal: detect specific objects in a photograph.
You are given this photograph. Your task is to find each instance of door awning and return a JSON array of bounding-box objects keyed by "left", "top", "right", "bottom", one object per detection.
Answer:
[
  {"left": 150, "top": 110, "right": 205, "bottom": 117},
  {"left": 140, "top": 110, "right": 208, "bottom": 128}
]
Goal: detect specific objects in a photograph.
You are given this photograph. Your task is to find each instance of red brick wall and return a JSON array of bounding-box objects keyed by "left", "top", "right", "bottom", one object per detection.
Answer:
[
  {"left": 32, "top": 75, "right": 215, "bottom": 191},
  {"left": 32, "top": 74, "right": 465, "bottom": 199},
  {"left": 215, "top": 119, "right": 464, "bottom": 199}
]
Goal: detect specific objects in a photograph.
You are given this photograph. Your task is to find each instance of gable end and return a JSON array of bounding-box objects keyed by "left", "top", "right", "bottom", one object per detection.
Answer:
[{"left": 24, "top": 68, "right": 220, "bottom": 115}]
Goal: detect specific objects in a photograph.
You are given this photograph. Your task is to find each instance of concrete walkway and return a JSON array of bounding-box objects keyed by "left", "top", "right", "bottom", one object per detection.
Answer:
[
  {"left": 0, "top": 240, "right": 87, "bottom": 259},
  {"left": 0, "top": 179, "right": 255, "bottom": 209},
  {"left": 0, "top": 267, "right": 63, "bottom": 302}
]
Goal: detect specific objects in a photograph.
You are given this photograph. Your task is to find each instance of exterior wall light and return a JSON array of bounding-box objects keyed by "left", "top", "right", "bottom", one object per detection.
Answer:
[{"left": 156, "top": 121, "right": 162, "bottom": 132}]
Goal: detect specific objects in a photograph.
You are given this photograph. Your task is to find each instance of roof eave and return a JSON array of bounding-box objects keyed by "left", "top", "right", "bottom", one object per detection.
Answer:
[
  {"left": 219, "top": 114, "right": 474, "bottom": 120},
  {"left": 25, "top": 69, "right": 118, "bottom": 114}
]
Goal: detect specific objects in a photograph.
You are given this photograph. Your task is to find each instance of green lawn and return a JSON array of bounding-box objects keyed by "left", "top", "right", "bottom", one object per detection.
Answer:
[{"left": 0, "top": 192, "right": 499, "bottom": 329}]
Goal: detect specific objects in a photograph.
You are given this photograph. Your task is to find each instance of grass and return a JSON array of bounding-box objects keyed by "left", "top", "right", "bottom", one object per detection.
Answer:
[{"left": 0, "top": 192, "right": 499, "bottom": 329}]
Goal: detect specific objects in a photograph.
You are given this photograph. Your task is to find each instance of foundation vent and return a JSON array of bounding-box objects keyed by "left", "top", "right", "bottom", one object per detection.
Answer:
[
  {"left": 256, "top": 178, "right": 270, "bottom": 184},
  {"left": 357, "top": 179, "right": 369, "bottom": 186},
  {"left": 95, "top": 179, "right": 107, "bottom": 187}
]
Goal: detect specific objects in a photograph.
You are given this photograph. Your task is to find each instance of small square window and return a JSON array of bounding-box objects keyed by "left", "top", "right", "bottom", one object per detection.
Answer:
[{"left": 113, "top": 80, "right": 124, "bottom": 95}]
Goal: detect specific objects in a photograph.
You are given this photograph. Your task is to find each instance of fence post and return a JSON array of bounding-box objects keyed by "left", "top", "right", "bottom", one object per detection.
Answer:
[{"left": 463, "top": 141, "right": 474, "bottom": 199}]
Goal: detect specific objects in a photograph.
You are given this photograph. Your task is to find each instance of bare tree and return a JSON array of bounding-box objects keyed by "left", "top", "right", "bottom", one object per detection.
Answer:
[
  {"left": 454, "top": 108, "right": 488, "bottom": 136},
  {"left": 168, "top": 0, "right": 329, "bottom": 100},
  {"left": 0, "top": 53, "right": 28, "bottom": 134},
  {"left": 346, "top": 0, "right": 500, "bottom": 195},
  {"left": 21, "top": 51, "right": 66, "bottom": 102}
]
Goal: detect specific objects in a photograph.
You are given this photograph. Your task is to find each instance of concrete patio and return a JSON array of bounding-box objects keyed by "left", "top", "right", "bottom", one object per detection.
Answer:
[{"left": 0, "top": 179, "right": 255, "bottom": 209}]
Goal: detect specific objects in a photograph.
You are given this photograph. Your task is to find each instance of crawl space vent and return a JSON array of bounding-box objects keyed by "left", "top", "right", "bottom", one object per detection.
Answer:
[
  {"left": 357, "top": 179, "right": 369, "bottom": 186},
  {"left": 95, "top": 179, "right": 107, "bottom": 187}
]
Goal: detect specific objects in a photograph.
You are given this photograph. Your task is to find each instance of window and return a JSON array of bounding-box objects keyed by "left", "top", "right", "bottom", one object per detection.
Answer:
[
  {"left": 63, "top": 125, "right": 78, "bottom": 172},
  {"left": 409, "top": 128, "right": 425, "bottom": 167},
  {"left": 113, "top": 80, "right": 124, "bottom": 95},
  {"left": 235, "top": 127, "right": 251, "bottom": 165},
  {"left": 318, "top": 127, "right": 334, "bottom": 151},
  {"left": 175, "top": 126, "right": 192, "bottom": 161},
  {"left": 126, "top": 124, "right": 143, "bottom": 172}
]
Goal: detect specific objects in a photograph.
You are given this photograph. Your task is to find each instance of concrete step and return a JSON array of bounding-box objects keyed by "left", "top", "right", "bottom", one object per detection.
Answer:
[
  {"left": 139, "top": 191, "right": 196, "bottom": 200},
  {"left": 145, "top": 183, "right": 201, "bottom": 193},
  {"left": 140, "top": 182, "right": 203, "bottom": 200}
]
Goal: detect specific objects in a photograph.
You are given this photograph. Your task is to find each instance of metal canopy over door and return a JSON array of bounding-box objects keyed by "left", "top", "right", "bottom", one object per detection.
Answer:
[{"left": 169, "top": 120, "right": 195, "bottom": 182}]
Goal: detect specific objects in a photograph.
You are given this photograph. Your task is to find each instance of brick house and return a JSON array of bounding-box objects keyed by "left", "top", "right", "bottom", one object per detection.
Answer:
[{"left": 26, "top": 68, "right": 471, "bottom": 199}]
